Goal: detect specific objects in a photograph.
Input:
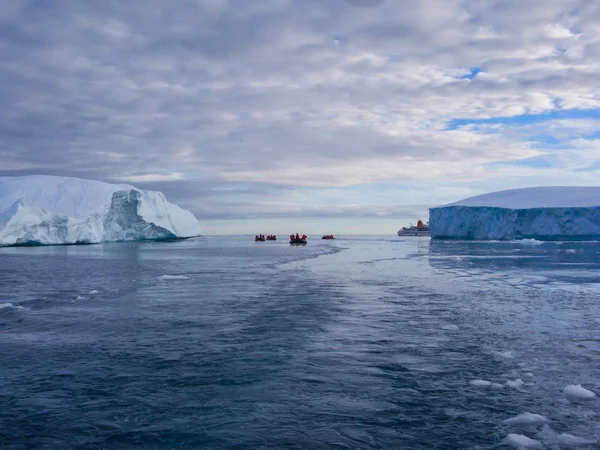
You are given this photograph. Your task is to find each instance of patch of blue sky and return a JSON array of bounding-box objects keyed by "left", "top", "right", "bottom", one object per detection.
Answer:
[
  {"left": 484, "top": 155, "right": 556, "bottom": 171},
  {"left": 528, "top": 135, "right": 563, "bottom": 149},
  {"left": 458, "top": 67, "right": 480, "bottom": 79},
  {"left": 446, "top": 108, "right": 600, "bottom": 130}
]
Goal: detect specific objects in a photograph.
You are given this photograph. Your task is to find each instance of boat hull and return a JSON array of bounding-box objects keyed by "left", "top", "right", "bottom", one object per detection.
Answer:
[
  {"left": 397, "top": 230, "right": 430, "bottom": 237},
  {"left": 290, "top": 239, "right": 307, "bottom": 244}
]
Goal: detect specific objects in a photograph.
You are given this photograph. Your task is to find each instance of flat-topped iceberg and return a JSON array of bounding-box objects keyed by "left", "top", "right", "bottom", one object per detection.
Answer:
[
  {"left": 0, "top": 175, "right": 201, "bottom": 246},
  {"left": 429, "top": 187, "right": 600, "bottom": 240}
]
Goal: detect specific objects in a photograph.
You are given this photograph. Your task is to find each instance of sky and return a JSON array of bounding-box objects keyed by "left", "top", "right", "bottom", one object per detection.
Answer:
[{"left": 1, "top": 0, "right": 600, "bottom": 235}]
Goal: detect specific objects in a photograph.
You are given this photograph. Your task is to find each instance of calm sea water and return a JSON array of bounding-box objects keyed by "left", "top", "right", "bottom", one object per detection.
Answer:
[{"left": 1, "top": 236, "right": 599, "bottom": 449}]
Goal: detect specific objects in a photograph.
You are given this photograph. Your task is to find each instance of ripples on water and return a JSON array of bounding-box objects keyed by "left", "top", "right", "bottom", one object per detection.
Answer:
[{"left": 1, "top": 236, "right": 599, "bottom": 449}]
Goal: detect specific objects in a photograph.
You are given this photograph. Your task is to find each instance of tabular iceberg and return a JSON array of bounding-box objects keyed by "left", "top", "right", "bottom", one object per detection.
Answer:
[
  {"left": 0, "top": 175, "right": 202, "bottom": 246},
  {"left": 429, "top": 187, "right": 600, "bottom": 240}
]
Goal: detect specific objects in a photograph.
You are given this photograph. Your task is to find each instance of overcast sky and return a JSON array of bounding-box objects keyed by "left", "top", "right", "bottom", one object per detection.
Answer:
[{"left": 1, "top": 0, "right": 599, "bottom": 234}]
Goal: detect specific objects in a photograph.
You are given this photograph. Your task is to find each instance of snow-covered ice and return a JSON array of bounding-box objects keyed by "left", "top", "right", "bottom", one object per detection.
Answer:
[
  {"left": 563, "top": 384, "right": 596, "bottom": 401},
  {"left": 158, "top": 275, "right": 190, "bottom": 280},
  {"left": 469, "top": 379, "right": 492, "bottom": 388},
  {"left": 506, "top": 379, "right": 525, "bottom": 389},
  {"left": 0, "top": 175, "right": 201, "bottom": 246},
  {"left": 0, "top": 303, "right": 24, "bottom": 310},
  {"left": 500, "top": 433, "right": 544, "bottom": 448},
  {"left": 429, "top": 186, "right": 600, "bottom": 240},
  {"left": 503, "top": 412, "right": 548, "bottom": 426},
  {"left": 557, "top": 433, "right": 597, "bottom": 446}
]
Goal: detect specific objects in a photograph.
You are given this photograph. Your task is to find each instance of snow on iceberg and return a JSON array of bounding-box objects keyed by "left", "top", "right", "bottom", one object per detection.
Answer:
[
  {"left": 0, "top": 175, "right": 201, "bottom": 246},
  {"left": 429, "top": 187, "right": 600, "bottom": 240}
]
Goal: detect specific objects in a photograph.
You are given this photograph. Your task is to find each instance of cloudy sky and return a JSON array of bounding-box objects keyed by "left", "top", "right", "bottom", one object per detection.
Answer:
[{"left": 1, "top": 0, "right": 599, "bottom": 234}]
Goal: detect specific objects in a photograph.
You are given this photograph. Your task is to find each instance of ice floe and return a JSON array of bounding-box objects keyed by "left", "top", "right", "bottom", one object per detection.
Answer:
[
  {"left": 500, "top": 433, "right": 544, "bottom": 448},
  {"left": 506, "top": 379, "right": 525, "bottom": 389},
  {"left": 563, "top": 384, "right": 596, "bottom": 401},
  {"left": 503, "top": 412, "right": 548, "bottom": 426},
  {"left": 158, "top": 274, "right": 190, "bottom": 280},
  {"left": 469, "top": 379, "right": 492, "bottom": 388}
]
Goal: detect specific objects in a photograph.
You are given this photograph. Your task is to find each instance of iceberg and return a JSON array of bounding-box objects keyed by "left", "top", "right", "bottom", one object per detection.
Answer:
[
  {"left": 429, "top": 187, "right": 600, "bottom": 240},
  {"left": 0, "top": 175, "right": 201, "bottom": 246}
]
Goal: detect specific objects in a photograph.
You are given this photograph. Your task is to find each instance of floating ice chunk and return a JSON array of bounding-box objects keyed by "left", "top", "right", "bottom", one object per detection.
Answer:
[
  {"left": 441, "top": 324, "right": 459, "bottom": 331},
  {"left": 504, "top": 412, "right": 548, "bottom": 426},
  {"left": 491, "top": 383, "right": 504, "bottom": 389},
  {"left": 563, "top": 384, "right": 596, "bottom": 400},
  {"left": 524, "top": 372, "right": 534, "bottom": 378},
  {"left": 500, "top": 433, "right": 544, "bottom": 449},
  {"left": 506, "top": 379, "right": 525, "bottom": 389},
  {"left": 537, "top": 424, "right": 559, "bottom": 449},
  {"left": 469, "top": 379, "right": 492, "bottom": 388},
  {"left": 493, "top": 350, "right": 514, "bottom": 359},
  {"left": 89, "top": 290, "right": 98, "bottom": 295},
  {"left": 564, "top": 249, "right": 576, "bottom": 254},
  {"left": 558, "top": 433, "right": 597, "bottom": 446},
  {"left": 76, "top": 296, "right": 86, "bottom": 300},
  {"left": 519, "top": 239, "right": 543, "bottom": 246},
  {"left": 0, "top": 303, "right": 25, "bottom": 310},
  {"left": 158, "top": 275, "right": 190, "bottom": 280}
]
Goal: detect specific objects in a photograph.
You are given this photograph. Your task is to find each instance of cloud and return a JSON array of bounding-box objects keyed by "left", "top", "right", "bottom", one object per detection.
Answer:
[
  {"left": 0, "top": 0, "right": 599, "bottom": 231},
  {"left": 120, "top": 172, "right": 185, "bottom": 183}
]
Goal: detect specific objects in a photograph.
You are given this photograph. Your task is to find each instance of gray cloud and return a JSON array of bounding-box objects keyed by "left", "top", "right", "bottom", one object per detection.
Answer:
[{"left": 1, "top": 0, "right": 599, "bottom": 228}]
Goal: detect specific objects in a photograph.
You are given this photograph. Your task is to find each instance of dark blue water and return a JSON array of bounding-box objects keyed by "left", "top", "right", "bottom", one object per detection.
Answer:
[{"left": 1, "top": 236, "right": 599, "bottom": 449}]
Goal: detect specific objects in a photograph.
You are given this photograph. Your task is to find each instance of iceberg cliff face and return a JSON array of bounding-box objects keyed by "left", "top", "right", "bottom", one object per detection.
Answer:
[
  {"left": 0, "top": 175, "right": 201, "bottom": 246},
  {"left": 429, "top": 187, "right": 600, "bottom": 240}
]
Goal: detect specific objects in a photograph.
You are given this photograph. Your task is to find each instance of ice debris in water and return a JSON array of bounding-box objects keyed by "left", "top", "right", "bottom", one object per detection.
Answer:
[
  {"left": 0, "top": 303, "right": 24, "bottom": 310},
  {"left": 535, "top": 425, "right": 597, "bottom": 449},
  {"left": 89, "top": 290, "right": 98, "bottom": 295},
  {"left": 519, "top": 239, "right": 543, "bottom": 246},
  {"left": 563, "top": 384, "right": 596, "bottom": 400},
  {"left": 158, "top": 275, "right": 190, "bottom": 280},
  {"left": 491, "top": 383, "right": 504, "bottom": 389},
  {"left": 76, "top": 296, "right": 85, "bottom": 300},
  {"left": 537, "top": 425, "right": 559, "bottom": 449},
  {"left": 503, "top": 412, "right": 548, "bottom": 426},
  {"left": 469, "top": 379, "right": 492, "bottom": 388},
  {"left": 558, "top": 433, "right": 597, "bottom": 446},
  {"left": 506, "top": 379, "right": 525, "bottom": 389},
  {"left": 441, "top": 324, "right": 459, "bottom": 331},
  {"left": 493, "top": 350, "right": 514, "bottom": 359},
  {"left": 500, "top": 433, "right": 544, "bottom": 449}
]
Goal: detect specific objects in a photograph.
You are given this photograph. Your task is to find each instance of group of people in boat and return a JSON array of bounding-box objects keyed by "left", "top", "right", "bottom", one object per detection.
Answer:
[
  {"left": 255, "top": 234, "right": 277, "bottom": 241},
  {"left": 321, "top": 234, "right": 335, "bottom": 239},
  {"left": 289, "top": 233, "right": 307, "bottom": 241}
]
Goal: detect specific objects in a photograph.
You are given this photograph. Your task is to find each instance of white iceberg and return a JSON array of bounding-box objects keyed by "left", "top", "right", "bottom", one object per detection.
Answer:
[
  {"left": 429, "top": 187, "right": 600, "bottom": 240},
  {"left": 0, "top": 175, "right": 201, "bottom": 246}
]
